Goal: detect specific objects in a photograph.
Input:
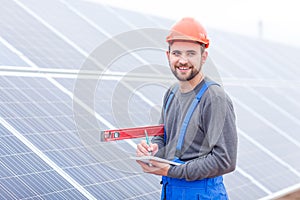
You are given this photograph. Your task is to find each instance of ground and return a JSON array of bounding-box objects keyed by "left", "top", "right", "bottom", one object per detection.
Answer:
[{"left": 276, "top": 189, "right": 300, "bottom": 200}]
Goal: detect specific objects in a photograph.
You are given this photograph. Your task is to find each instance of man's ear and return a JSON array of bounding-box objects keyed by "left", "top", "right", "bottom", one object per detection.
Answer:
[
  {"left": 201, "top": 51, "right": 208, "bottom": 65},
  {"left": 166, "top": 50, "right": 170, "bottom": 62}
]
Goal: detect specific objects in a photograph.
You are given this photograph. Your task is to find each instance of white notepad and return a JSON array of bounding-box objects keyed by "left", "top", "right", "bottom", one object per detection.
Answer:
[{"left": 130, "top": 156, "right": 182, "bottom": 166}]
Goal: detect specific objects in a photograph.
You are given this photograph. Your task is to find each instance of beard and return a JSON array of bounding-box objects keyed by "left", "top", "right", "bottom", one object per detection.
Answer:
[{"left": 171, "top": 64, "right": 201, "bottom": 81}]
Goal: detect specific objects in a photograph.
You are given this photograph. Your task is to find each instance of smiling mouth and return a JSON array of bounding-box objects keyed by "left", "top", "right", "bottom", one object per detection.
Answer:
[{"left": 177, "top": 66, "right": 191, "bottom": 71}]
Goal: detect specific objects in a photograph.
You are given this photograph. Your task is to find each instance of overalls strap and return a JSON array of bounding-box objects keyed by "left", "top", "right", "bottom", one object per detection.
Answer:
[
  {"left": 163, "top": 81, "right": 219, "bottom": 158},
  {"left": 174, "top": 81, "right": 218, "bottom": 158}
]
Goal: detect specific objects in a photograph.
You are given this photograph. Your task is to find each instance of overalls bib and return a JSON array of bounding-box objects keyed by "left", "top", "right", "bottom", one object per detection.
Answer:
[{"left": 161, "top": 81, "right": 228, "bottom": 200}]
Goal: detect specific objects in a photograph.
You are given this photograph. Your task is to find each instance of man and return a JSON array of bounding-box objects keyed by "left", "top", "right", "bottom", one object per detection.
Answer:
[{"left": 136, "top": 17, "right": 237, "bottom": 199}]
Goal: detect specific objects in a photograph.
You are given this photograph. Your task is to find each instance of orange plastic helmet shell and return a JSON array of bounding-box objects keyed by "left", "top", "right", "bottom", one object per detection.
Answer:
[{"left": 166, "top": 17, "right": 210, "bottom": 48}]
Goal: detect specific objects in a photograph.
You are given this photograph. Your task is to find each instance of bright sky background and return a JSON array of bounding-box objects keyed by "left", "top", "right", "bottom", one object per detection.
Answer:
[{"left": 89, "top": 0, "right": 300, "bottom": 48}]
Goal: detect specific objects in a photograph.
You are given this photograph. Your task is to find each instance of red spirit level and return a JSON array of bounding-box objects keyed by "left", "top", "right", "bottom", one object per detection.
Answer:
[{"left": 100, "top": 124, "right": 164, "bottom": 142}]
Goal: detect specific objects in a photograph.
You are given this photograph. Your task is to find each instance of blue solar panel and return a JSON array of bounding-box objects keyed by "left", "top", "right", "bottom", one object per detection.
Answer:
[
  {"left": 0, "top": 74, "right": 162, "bottom": 199},
  {"left": 0, "top": 127, "right": 86, "bottom": 199},
  {"left": 225, "top": 170, "right": 268, "bottom": 199},
  {"left": 0, "top": 44, "right": 28, "bottom": 66},
  {"left": 0, "top": 1, "right": 86, "bottom": 69}
]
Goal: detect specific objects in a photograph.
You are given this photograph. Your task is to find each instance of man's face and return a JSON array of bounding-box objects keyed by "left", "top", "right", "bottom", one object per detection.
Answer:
[{"left": 167, "top": 41, "right": 207, "bottom": 82}]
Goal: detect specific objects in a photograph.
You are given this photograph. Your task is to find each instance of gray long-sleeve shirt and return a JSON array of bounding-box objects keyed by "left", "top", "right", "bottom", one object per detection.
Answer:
[{"left": 152, "top": 77, "right": 238, "bottom": 181}]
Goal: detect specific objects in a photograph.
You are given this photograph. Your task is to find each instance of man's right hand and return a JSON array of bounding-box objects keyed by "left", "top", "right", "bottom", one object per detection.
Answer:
[{"left": 136, "top": 140, "right": 158, "bottom": 156}]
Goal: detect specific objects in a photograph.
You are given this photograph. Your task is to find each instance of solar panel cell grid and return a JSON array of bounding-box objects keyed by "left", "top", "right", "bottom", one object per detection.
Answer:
[
  {"left": 237, "top": 134, "right": 300, "bottom": 190},
  {"left": 63, "top": 0, "right": 136, "bottom": 36},
  {"left": 28, "top": 189, "right": 87, "bottom": 200},
  {"left": 0, "top": 1, "right": 86, "bottom": 69},
  {"left": 0, "top": 44, "right": 29, "bottom": 67},
  {"left": 0, "top": 141, "right": 80, "bottom": 199},
  {"left": 21, "top": 0, "right": 109, "bottom": 53}
]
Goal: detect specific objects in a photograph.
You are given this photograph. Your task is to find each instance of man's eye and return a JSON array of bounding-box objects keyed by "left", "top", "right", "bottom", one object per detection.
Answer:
[
  {"left": 172, "top": 51, "right": 181, "bottom": 56},
  {"left": 187, "top": 52, "right": 196, "bottom": 56}
]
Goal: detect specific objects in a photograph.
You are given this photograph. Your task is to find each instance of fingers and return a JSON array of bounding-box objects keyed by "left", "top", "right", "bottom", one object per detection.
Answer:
[
  {"left": 136, "top": 140, "right": 151, "bottom": 156},
  {"left": 136, "top": 141, "right": 159, "bottom": 157},
  {"left": 136, "top": 160, "right": 156, "bottom": 172},
  {"left": 136, "top": 160, "right": 170, "bottom": 176}
]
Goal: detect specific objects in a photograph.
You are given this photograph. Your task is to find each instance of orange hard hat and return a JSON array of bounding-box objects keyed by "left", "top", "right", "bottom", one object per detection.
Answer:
[{"left": 166, "top": 17, "right": 210, "bottom": 48}]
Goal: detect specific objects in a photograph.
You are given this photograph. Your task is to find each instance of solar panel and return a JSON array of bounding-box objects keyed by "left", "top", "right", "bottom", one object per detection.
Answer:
[
  {"left": 0, "top": 0, "right": 300, "bottom": 199},
  {"left": 0, "top": 0, "right": 87, "bottom": 69},
  {"left": 0, "top": 75, "right": 162, "bottom": 199}
]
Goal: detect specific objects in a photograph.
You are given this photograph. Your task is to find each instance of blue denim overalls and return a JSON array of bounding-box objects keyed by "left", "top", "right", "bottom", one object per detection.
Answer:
[{"left": 161, "top": 81, "right": 228, "bottom": 200}]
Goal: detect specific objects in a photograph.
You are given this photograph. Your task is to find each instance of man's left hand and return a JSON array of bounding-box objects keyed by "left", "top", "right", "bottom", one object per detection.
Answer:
[{"left": 137, "top": 160, "right": 170, "bottom": 176}]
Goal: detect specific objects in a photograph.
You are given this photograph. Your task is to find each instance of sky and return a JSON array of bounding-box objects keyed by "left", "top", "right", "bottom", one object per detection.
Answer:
[{"left": 89, "top": 0, "right": 300, "bottom": 47}]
